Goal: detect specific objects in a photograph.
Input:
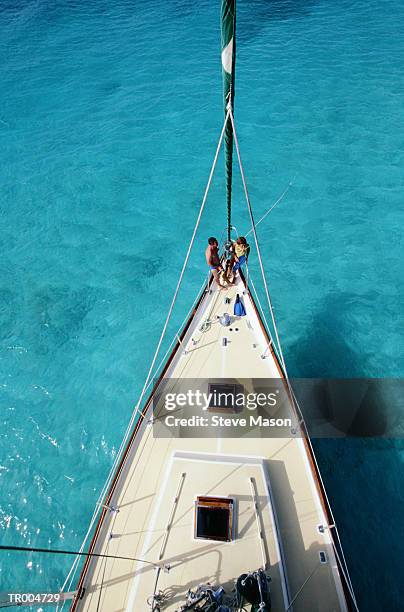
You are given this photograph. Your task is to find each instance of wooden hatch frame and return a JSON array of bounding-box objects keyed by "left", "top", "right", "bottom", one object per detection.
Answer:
[{"left": 194, "top": 496, "right": 234, "bottom": 543}]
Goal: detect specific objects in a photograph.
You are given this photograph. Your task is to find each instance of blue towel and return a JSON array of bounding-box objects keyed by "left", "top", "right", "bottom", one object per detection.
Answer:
[{"left": 234, "top": 294, "right": 246, "bottom": 317}]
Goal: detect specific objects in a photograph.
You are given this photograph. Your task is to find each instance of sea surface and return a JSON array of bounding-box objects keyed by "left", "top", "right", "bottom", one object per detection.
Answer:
[{"left": 1, "top": 0, "right": 403, "bottom": 609}]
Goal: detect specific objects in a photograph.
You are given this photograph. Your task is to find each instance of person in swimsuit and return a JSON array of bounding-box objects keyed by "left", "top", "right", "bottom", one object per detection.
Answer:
[
  {"left": 232, "top": 236, "right": 250, "bottom": 273},
  {"left": 205, "top": 237, "right": 226, "bottom": 289}
]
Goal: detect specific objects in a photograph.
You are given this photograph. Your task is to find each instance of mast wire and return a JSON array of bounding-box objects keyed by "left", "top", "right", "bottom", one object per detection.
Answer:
[
  {"left": 58, "top": 278, "right": 207, "bottom": 604},
  {"left": 228, "top": 107, "right": 359, "bottom": 611},
  {"left": 59, "top": 111, "right": 231, "bottom": 604},
  {"left": 245, "top": 176, "right": 295, "bottom": 238},
  {"left": 56, "top": 108, "right": 358, "bottom": 611},
  {"left": 229, "top": 107, "right": 289, "bottom": 376},
  {"left": 0, "top": 544, "right": 164, "bottom": 568}
]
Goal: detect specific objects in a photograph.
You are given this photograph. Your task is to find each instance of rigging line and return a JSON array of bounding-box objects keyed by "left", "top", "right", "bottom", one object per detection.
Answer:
[
  {"left": 229, "top": 106, "right": 305, "bottom": 459},
  {"left": 0, "top": 544, "right": 164, "bottom": 568},
  {"left": 230, "top": 108, "right": 358, "bottom": 605},
  {"left": 248, "top": 274, "right": 282, "bottom": 365},
  {"left": 287, "top": 384, "right": 358, "bottom": 605},
  {"left": 125, "top": 107, "right": 230, "bottom": 430},
  {"left": 229, "top": 109, "right": 358, "bottom": 605},
  {"left": 244, "top": 176, "right": 295, "bottom": 238},
  {"left": 62, "top": 280, "right": 206, "bottom": 604},
  {"left": 61, "top": 112, "right": 230, "bottom": 598},
  {"left": 231, "top": 117, "right": 357, "bottom": 606},
  {"left": 229, "top": 107, "right": 305, "bottom": 496},
  {"left": 285, "top": 562, "right": 321, "bottom": 611},
  {"left": 150, "top": 567, "right": 162, "bottom": 612},
  {"left": 228, "top": 107, "right": 288, "bottom": 376},
  {"left": 245, "top": 255, "right": 355, "bottom": 601},
  {"left": 61, "top": 278, "right": 207, "bottom": 596},
  {"left": 96, "top": 534, "right": 111, "bottom": 612},
  {"left": 330, "top": 538, "right": 360, "bottom": 611},
  {"left": 248, "top": 271, "right": 276, "bottom": 348},
  {"left": 332, "top": 526, "right": 357, "bottom": 603},
  {"left": 94, "top": 499, "right": 122, "bottom": 612},
  {"left": 139, "top": 277, "right": 207, "bottom": 396}
]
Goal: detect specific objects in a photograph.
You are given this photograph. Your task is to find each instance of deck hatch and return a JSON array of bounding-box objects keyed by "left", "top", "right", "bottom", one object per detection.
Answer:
[
  {"left": 194, "top": 496, "right": 234, "bottom": 542},
  {"left": 207, "top": 382, "right": 243, "bottom": 413}
]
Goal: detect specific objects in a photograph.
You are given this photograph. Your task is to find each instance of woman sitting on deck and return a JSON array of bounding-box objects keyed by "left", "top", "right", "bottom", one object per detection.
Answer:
[{"left": 232, "top": 236, "right": 250, "bottom": 273}]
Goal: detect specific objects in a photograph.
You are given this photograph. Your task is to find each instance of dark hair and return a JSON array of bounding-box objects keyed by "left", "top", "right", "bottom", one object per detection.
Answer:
[
  {"left": 236, "top": 236, "right": 247, "bottom": 245},
  {"left": 208, "top": 237, "right": 218, "bottom": 245}
]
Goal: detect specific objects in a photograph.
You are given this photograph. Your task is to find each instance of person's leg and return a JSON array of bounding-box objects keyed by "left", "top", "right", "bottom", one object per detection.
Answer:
[
  {"left": 225, "top": 257, "right": 235, "bottom": 282},
  {"left": 212, "top": 268, "right": 221, "bottom": 287},
  {"left": 223, "top": 265, "right": 235, "bottom": 285},
  {"left": 212, "top": 268, "right": 226, "bottom": 289}
]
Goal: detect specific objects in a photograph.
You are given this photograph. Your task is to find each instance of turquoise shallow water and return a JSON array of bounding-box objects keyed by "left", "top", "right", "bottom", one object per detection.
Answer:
[{"left": 1, "top": 0, "right": 403, "bottom": 609}]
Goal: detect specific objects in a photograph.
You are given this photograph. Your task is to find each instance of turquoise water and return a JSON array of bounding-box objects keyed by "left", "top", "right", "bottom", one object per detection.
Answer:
[{"left": 1, "top": 0, "right": 403, "bottom": 609}]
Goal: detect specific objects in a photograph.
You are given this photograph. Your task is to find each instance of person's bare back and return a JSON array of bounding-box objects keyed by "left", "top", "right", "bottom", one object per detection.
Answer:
[
  {"left": 205, "top": 237, "right": 225, "bottom": 289},
  {"left": 205, "top": 237, "right": 220, "bottom": 268}
]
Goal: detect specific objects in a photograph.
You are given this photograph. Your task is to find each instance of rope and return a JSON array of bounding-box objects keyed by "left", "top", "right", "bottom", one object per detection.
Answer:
[
  {"left": 228, "top": 107, "right": 358, "bottom": 610},
  {"left": 228, "top": 107, "right": 288, "bottom": 376},
  {"left": 133, "top": 106, "right": 230, "bottom": 424},
  {"left": 287, "top": 385, "right": 359, "bottom": 608},
  {"left": 58, "top": 106, "right": 358, "bottom": 611},
  {"left": 0, "top": 544, "right": 163, "bottom": 568},
  {"left": 285, "top": 562, "right": 321, "bottom": 610},
  {"left": 248, "top": 272, "right": 279, "bottom": 361},
  {"left": 59, "top": 278, "right": 207, "bottom": 605},
  {"left": 331, "top": 538, "right": 360, "bottom": 611},
  {"left": 95, "top": 536, "right": 111, "bottom": 612},
  {"left": 245, "top": 176, "right": 295, "bottom": 238},
  {"left": 285, "top": 551, "right": 358, "bottom": 611},
  {"left": 60, "top": 111, "right": 231, "bottom": 602}
]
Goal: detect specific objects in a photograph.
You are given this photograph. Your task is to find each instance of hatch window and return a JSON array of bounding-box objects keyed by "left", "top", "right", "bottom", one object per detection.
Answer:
[
  {"left": 194, "top": 496, "right": 234, "bottom": 542},
  {"left": 207, "top": 382, "right": 243, "bottom": 413}
]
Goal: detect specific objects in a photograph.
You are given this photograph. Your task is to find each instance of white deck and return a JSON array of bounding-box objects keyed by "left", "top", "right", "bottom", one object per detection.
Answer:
[{"left": 73, "top": 277, "right": 348, "bottom": 612}]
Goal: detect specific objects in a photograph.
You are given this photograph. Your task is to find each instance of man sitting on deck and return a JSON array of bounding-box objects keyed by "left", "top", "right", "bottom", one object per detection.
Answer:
[{"left": 205, "top": 237, "right": 226, "bottom": 289}]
